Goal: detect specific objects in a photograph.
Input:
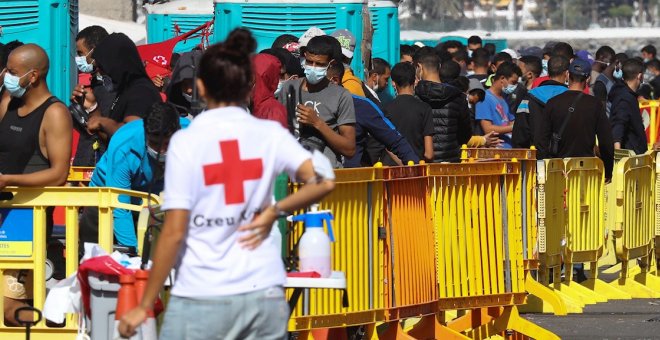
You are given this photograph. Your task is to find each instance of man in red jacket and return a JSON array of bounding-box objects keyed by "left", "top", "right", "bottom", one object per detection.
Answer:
[{"left": 252, "top": 53, "right": 288, "bottom": 129}]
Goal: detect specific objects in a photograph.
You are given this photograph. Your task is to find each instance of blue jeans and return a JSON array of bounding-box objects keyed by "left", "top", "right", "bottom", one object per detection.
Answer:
[{"left": 159, "top": 286, "right": 289, "bottom": 340}]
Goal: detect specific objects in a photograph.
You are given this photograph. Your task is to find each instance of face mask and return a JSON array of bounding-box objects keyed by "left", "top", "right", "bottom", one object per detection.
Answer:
[
  {"left": 613, "top": 68, "right": 623, "bottom": 80},
  {"left": 503, "top": 83, "right": 517, "bottom": 95},
  {"left": 644, "top": 58, "right": 651, "bottom": 63},
  {"left": 182, "top": 92, "right": 193, "bottom": 103},
  {"left": 304, "top": 64, "right": 328, "bottom": 85},
  {"left": 274, "top": 81, "right": 284, "bottom": 96},
  {"left": 468, "top": 50, "right": 474, "bottom": 58},
  {"left": 75, "top": 55, "right": 94, "bottom": 74},
  {"left": 147, "top": 146, "right": 167, "bottom": 163},
  {"left": 3, "top": 70, "right": 32, "bottom": 98},
  {"left": 466, "top": 70, "right": 475, "bottom": 77},
  {"left": 371, "top": 75, "right": 380, "bottom": 91},
  {"left": 541, "top": 59, "right": 549, "bottom": 76}
]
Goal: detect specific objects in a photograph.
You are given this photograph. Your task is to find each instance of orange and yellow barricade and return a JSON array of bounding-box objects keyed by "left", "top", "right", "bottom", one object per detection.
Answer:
[
  {"left": 640, "top": 100, "right": 660, "bottom": 149},
  {"left": 0, "top": 187, "right": 160, "bottom": 340}
]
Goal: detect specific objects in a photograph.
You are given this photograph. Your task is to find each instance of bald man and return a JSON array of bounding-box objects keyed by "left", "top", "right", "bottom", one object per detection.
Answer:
[{"left": 0, "top": 44, "right": 72, "bottom": 325}]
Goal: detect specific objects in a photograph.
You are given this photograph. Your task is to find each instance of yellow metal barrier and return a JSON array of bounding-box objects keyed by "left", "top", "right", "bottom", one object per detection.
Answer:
[
  {"left": 418, "top": 161, "right": 557, "bottom": 340},
  {"left": 0, "top": 187, "right": 160, "bottom": 340},
  {"left": 609, "top": 154, "right": 660, "bottom": 297},
  {"left": 640, "top": 100, "right": 660, "bottom": 149},
  {"left": 287, "top": 168, "right": 388, "bottom": 334},
  {"left": 67, "top": 166, "right": 95, "bottom": 182}
]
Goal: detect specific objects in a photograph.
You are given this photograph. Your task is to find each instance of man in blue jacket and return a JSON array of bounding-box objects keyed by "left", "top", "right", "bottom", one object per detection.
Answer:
[
  {"left": 512, "top": 56, "right": 570, "bottom": 148},
  {"left": 79, "top": 102, "right": 190, "bottom": 252},
  {"left": 326, "top": 62, "right": 419, "bottom": 168}
]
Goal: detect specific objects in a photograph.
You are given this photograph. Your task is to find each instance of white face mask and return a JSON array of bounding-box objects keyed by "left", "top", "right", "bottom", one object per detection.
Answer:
[
  {"left": 274, "top": 81, "right": 284, "bottom": 96},
  {"left": 182, "top": 92, "right": 193, "bottom": 103},
  {"left": 147, "top": 146, "right": 167, "bottom": 163}
]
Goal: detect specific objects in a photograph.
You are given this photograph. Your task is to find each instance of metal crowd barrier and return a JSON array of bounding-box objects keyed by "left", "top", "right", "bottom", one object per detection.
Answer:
[{"left": 0, "top": 187, "right": 160, "bottom": 340}]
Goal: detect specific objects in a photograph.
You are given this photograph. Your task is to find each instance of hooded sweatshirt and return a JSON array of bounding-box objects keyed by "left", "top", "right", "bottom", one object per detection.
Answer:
[
  {"left": 166, "top": 50, "right": 202, "bottom": 116},
  {"left": 92, "top": 33, "right": 161, "bottom": 123},
  {"left": 415, "top": 80, "right": 472, "bottom": 162},
  {"left": 252, "top": 54, "right": 288, "bottom": 129},
  {"left": 512, "top": 79, "right": 567, "bottom": 148}
]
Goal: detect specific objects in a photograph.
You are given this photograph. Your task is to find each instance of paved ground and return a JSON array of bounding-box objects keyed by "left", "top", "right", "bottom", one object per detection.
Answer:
[{"left": 522, "top": 299, "right": 660, "bottom": 339}]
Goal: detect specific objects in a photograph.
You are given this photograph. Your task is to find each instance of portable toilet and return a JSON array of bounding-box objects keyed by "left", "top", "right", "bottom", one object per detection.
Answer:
[
  {"left": 0, "top": 0, "right": 78, "bottom": 103},
  {"left": 146, "top": 0, "right": 215, "bottom": 53},
  {"left": 368, "top": 1, "right": 399, "bottom": 70},
  {"left": 214, "top": 0, "right": 366, "bottom": 77},
  {"left": 368, "top": 0, "right": 398, "bottom": 102}
]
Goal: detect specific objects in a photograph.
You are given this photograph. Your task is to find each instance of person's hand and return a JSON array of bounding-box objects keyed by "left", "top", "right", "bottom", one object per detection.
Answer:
[
  {"left": 152, "top": 75, "right": 164, "bottom": 89},
  {"left": 86, "top": 115, "right": 103, "bottom": 135},
  {"left": 71, "top": 84, "right": 97, "bottom": 111},
  {"left": 296, "top": 104, "right": 322, "bottom": 129},
  {"left": 237, "top": 206, "right": 277, "bottom": 250},
  {"left": 118, "top": 306, "right": 147, "bottom": 338},
  {"left": 483, "top": 131, "right": 503, "bottom": 148},
  {"left": 0, "top": 175, "right": 8, "bottom": 191}
]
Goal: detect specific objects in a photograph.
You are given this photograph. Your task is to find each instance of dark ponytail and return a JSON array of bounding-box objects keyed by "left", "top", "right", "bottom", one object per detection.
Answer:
[{"left": 198, "top": 28, "right": 256, "bottom": 104}]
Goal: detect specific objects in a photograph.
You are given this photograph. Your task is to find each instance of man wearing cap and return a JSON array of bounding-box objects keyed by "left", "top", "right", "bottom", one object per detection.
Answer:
[
  {"left": 537, "top": 58, "right": 614, "bottom": 181},
  {"left": 330, "top": 29, "right": 366, "bottom": 97}
]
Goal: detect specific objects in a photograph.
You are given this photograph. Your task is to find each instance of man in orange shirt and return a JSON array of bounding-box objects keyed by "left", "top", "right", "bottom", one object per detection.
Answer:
[{"left": 330, "top": 29, "right": 366, "bottom": 97}]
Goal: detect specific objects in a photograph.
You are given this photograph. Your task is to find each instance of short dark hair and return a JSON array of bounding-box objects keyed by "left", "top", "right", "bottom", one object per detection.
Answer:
[
  {"left": 614, "top": 52, "right": 629, "bottom": 65},
  {"left": 414, "top": 48, "right": 440, "bottom": 72},
  {"left": 647, "top": 59, "right": 660, "bottom": 71},
  {"left": 548, "top": 55, "right": 570, "bottom": 77},
  {"left": 453, "top": 76, "right": 469, "bottom": 93},
  {"left": 622, "top": 58, "right": 644, "bottom": 81},
  {"left": 326, "top": 35, "right": 344, "bottom": 63},
  {"left": 305, "top": 36, "right": 335, "bottom": 59},
  {"left": 144, "top": 102, "right": 181, "bottom": 138},
  {"left": 369, "top": 58, "right": 390, "bottom": 76},
  {"left": 442, "top": 40, "right": 463, "bottom": 51},
  {"left": 551, "top": 42, "right": 574, "bottom": 59},
  {"left": 452, "top": 49, "right": 469, "bottom": 64},
  {"left": 484, "top": 43, "right": 496, "bottom": 57},
  {"left": 76, "top": 25, "right": 109, "bottom": 50},
  {"left": 440, "top": 60, "right": 461, "bottom": 83},
  {"left": 494, "top": 61, "right": 519, "bottom": 80},
  {"left": 272, "top": 34, "right": 298, "bottom": 49},
  {"left": 326, "top": 60, "right": 345, "bottom": 81},
  {"left": 391, "top": 62, "right": 416, "bottom": 88},
  {"left": 400, "top": 44, "right": 415, "bottom": 59},
  {"left": 468, "top": 35, "right": 482, "bottom": 46},
  {"left": 493, "top": 52, "right": 513, "bottom": 65},
  {"left": 519, "top": 55, "right": 542, "bottom": 77},
  {"left": 641, "top": 44, "right": 656, "bottom": 57},
  {"left": 0, "top": 40, "right": 23, "bottom": 69},
  {"left": 595, "top": 46, "right": 615, "bottom": 63},
  {"left": 199, "top": 28, "right": 256, "bottom": 104},
  {"left": 471, "top": 48, "right": 491, "bottom": 67},
  {"left": 569, "top": 72, "right": 589, "bottom": 84}
]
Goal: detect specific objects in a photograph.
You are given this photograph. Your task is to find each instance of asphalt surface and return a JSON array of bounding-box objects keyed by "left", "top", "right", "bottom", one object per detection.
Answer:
[{"left": 522, "top": 299, "right": 660, "bottom": 339}]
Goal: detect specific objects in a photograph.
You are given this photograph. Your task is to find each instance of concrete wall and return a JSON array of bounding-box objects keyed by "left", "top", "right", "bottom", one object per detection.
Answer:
[{"left": 80, "top": 0, "right": 136, "bottom": 22}]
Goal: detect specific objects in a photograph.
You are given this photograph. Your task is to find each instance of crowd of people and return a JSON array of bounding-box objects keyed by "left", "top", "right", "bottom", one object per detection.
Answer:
[{"left": 0, "top": 23, "right": 659, "bottom": 337}]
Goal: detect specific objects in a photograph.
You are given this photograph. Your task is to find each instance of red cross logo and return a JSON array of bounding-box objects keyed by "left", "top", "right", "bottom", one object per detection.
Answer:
[{"left": 203, "top": 140, "right": 263, "bottom": 205}]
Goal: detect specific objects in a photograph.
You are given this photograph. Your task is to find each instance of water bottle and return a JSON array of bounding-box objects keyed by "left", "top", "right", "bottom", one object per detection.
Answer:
[{"left": 292, "top": 204, "right": 335, "bottom": 278}]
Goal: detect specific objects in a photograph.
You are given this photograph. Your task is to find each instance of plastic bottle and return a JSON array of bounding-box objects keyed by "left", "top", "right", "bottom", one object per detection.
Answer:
[{"left": 292, "top": 204, "right": 335, "bottom": 278}]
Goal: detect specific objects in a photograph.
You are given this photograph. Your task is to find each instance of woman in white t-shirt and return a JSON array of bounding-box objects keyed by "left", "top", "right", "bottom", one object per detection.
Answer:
[{"left": 118, "top": 29, "right": 335, "bottom": 340}]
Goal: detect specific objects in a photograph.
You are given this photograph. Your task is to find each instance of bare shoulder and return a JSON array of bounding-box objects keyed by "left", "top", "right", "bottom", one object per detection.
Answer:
[{"left": 43, "top": 100, "right": 72, "bottom": 130}]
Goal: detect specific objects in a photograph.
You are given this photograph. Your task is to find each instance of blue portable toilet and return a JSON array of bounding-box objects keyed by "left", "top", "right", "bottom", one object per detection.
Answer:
[
  {"left": 214, "top": 0, "right": 366, "bottom": 77},
  {"left": 368, "top": 0, "right": 398, "bottom": 103},
  {"left": 146, "top": 0, "right": 215, "bottom": 53},
  {"left": 0, "top": 0, "right": 77, "bottom": 103}
]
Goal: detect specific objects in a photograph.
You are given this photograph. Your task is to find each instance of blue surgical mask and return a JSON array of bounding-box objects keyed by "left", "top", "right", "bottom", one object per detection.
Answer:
[
  {"left": 274, "top": 81, "right": 284, "bottom": 96},
  {"left": 503, "top": 83, "right": 517, "bottom": 95},
  {"left": 304, "top": 64, "right": 328, "bottom": 85},
  {"left": 75, "top": 53, "right": 94, "bottom": 73},
  {"left": 541, "top": 59, "right": 549, "bottom": 76},
  {"left": 147, "top": 146, "right": 167, "bottom": 163},
  {"left": 613, "top": 68, "right": 623, "bottom": 80},
  {"left": 3, "top": 70, "right": 33, "bottom": 98}
]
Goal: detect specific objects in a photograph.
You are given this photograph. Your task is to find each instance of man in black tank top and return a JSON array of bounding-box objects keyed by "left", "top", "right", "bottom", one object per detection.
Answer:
[{"left": 0, "top": 44, "right": 72, "bottom": 326}]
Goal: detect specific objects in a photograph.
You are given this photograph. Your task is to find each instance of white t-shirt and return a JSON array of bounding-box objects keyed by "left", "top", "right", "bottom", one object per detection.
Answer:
[{"left": 162, "top": 106, "right": 311, "bottom": 297}]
